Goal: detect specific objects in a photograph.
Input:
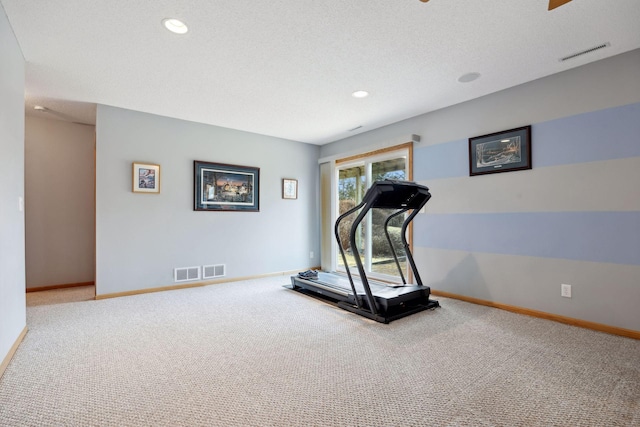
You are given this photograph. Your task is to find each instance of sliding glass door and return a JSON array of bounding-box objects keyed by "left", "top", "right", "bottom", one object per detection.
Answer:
[{"left": 335, "top": 149, "right": 409, "bottom": 281}]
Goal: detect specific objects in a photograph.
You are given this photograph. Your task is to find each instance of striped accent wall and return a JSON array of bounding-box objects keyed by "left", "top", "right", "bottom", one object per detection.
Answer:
[
  {"left": 412, "top": 102, "right": 640, "bottom": 331},
  {"left": 415, "top": 102, "right": 640, "bottom": 181},
  {"left": 415, "top": 211, "right": 640, "bottom": 266}
]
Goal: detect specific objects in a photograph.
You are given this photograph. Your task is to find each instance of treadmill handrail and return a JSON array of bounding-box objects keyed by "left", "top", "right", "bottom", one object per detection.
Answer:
[
  {"left": 334, "top": 199, "right": 368, "bottom": 309},
  {"left": 383, "top": 208, "right": 409, "bottom": 285},
  {"left": 399, "top": 202, "right": 427, "bottom": 287},
  {"left": 348, "top": 200, "right": 379, "bottom": 315}
]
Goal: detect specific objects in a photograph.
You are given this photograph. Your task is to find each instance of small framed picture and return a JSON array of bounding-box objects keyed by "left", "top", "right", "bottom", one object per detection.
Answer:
[
  {"left": 133, "top": 162, "right": 160, "bottom": 193},
  {"left": 469, "top": 125, "right": 532, "bottom": 176},
  {"left": 282, "top": 178, "right": 298, "bottom": 200}
]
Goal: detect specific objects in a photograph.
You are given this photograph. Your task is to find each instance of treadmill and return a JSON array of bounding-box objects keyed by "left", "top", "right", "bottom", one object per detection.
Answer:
[{"left": 290, "top": 180, "right": 439, "bottom": 323}]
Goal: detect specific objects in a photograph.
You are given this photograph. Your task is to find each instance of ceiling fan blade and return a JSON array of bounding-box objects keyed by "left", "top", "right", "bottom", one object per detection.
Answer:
[
  {"left": 548, "top": 0, "right": 572, "bottom": 10},
  {"left": 419, "top": 0, "right": 430, "bottom": 2}
]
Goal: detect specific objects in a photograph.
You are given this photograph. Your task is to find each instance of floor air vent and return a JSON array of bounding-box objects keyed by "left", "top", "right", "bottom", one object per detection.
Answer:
[
  {"left": 174, "top": 266, "right": 201, "bottom": 282},
  {"left": 203, "top": 264, "right": 226, "bottom": 279},
  {"left": 559, "top": 42, "right": 610, "bottom": 62}
]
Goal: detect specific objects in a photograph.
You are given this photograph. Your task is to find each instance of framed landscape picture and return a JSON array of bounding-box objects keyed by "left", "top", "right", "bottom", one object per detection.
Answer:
[
  {"left": 132, "top": 162, "right": 160, "bottom": 193},
  {"left": 469, "top": 125, "right": 532, "bottom": 176},
  {"left": 194, "top": 161, "right": 260, "bottom": 211}
]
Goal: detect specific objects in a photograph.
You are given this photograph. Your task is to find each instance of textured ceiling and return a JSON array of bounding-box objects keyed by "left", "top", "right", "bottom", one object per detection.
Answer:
[{"left": 2, "top": 0, "right": 639, "bottom": 144}]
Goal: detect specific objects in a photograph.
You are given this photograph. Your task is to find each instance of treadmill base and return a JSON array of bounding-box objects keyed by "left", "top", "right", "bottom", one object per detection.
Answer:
[
  {"left": 337, "top": 299, "right": 440, "bottom": 324},
  {"left": 287, "top": 276, "right": 440, "bottom": 324}
]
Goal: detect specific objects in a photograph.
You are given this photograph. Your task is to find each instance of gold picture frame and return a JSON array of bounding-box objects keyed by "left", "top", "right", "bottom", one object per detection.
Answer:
[
  {"left": 132, "top": 162, "right": 160, "bottom": 193},
  {"left": 282, "top": 178, "right": 298, "bottom": 200}
]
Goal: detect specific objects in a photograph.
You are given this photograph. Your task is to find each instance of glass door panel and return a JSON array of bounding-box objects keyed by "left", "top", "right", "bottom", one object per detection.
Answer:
[
  {"left": 337, "top": 165, "right": 365, "bottom": 271},
  {"left": 370, "top": 158, "right": 407, "bottom": 278}
]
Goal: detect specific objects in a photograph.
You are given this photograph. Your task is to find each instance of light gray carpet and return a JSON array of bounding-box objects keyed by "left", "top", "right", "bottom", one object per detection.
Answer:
[
  {"left": 1, "top": 277, "right": 638, "bottom": 426},
  {"left": 26, "top": 285, "right": 95, "bottom": 307}
]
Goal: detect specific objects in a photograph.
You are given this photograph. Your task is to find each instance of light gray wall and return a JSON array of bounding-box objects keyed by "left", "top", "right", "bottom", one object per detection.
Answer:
[
  {"left": 320, "top": 50, "right": 640, "bottom": 331},
  {"left": 96, "top": 105, "right": 320, "bottom": 295},
  {"left": 25, "top": 116, "right": 96, "bottom": 288},
  {"left": 321, "top": 49, "right": 640, "bottom": 158},
  {"left": 0, "top": 5, "right": 26, "bottom": 365}
]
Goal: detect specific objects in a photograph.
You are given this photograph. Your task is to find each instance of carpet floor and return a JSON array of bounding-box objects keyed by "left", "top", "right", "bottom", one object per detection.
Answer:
[
  {"left": 1, "top": 276, "right": 638, "bottom": 426},
  {"left": 26, "top": 285, "right": 95, "bottom": 307}
]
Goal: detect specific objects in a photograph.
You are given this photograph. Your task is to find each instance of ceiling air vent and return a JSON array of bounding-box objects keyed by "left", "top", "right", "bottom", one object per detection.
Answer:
[{"left": 559, "top": 42, "right": 610, "bottom": 62}]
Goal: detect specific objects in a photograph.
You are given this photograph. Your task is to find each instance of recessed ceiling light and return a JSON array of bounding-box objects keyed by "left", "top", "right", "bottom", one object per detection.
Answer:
[
  {"left": 34, "top": 105, "right": 47, "bottom": 111},
  {"left": 162, "top": 18, "right": 188, "bottom": 35},
  {"left": 352, "top": 90, "right": 369, "bottom": 98},
  {"left": 458, "top": 72, "right": 481, "bottom": 83}
]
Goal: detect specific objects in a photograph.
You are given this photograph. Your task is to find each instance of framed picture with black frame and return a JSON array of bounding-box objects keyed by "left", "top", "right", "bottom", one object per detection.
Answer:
[
  {"left": 469, "top": 125, "right": 531, "bottom": 176},
  {"left": 194, "top": 161, "right": 260, "bottom": 211}
]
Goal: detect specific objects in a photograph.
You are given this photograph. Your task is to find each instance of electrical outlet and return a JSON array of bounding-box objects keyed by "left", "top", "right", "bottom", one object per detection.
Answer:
[
  {"left": 309, "top": 251, "right": 314, "bottom": 259},
  {"left": 561, "top": 284, "right": 572, "bottom": 298}
]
